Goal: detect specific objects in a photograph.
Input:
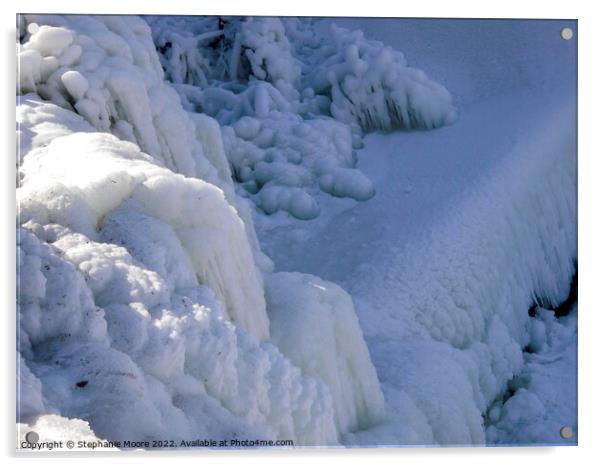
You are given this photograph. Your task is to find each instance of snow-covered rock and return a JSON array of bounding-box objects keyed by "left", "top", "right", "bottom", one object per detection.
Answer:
[
  {"left": 18, "top": 131, "right": 269, "bottom": 339},
  {"left": 18, "top": 15, "right": 219, "bottom": 185}
]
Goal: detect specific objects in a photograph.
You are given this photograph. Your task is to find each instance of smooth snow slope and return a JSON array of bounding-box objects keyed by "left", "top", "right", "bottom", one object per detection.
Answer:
[{"left": 258, "top": 19, "right": 577, "bottom": 445}]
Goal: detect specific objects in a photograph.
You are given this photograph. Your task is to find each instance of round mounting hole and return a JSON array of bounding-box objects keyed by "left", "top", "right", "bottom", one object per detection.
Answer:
[
  {"left": 26, "top": 22, "right": 39, "bottom": 35},
  {"left": 560, "top": 27, "right": 574, "bottom": 40},
  {"left": 25, "top": 431, "right": 39, "bottom": 444},
  {"left": 560, "top": 425, "right": 573, "bottom": 439}
]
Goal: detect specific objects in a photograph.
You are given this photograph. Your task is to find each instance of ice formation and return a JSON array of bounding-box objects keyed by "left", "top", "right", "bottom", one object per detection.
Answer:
[
  {"left": 266, "top": 272, "right": 385, "bottom": 435},
  {"left": 17, "top": 14, "right": 575, "bottom": 449},
  {"left": 486, "top": 305, "right": 577, "bottom": 444},
  {"left": 18, "top": 14, "right": 454, "bottom": 222},
  {"left": 145, "top": 16, "right": 454, "bottom": 219},
  {"left": 18, "top": 15, "right": 215, "bottom": 181},
  {"left": 18, "top": 127, "right": 269, "bottom": 340},
  {"left": 311, "top": 25, "right": 457, "bottom": 131},
  {"left": 17, "top": 15, "right": 385, "bottom": 447},
  {"left": 345, "top": 104, "right": 577, "bottom": 445}
]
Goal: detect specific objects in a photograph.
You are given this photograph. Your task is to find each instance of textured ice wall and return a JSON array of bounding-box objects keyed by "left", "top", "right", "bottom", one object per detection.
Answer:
[
  {"left": 16, "top": 100, "right": 380, "bottom": 446},
  {"left": 348, "top": 104, "right": 577, "bottom": 445},
  {"left": 486, "top": 305, "right": 577, "bottom": 444},
  {"left": 17, "top": 14, "right": 268, "bottom": 271},
  {"left": 17, "top": 15, "right": 385, "bottom": 447}
]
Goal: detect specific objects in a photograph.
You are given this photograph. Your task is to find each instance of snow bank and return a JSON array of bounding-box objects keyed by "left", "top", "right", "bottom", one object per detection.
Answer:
[{"left": 17, "top": 14, "right": 385, "bottom": 447}]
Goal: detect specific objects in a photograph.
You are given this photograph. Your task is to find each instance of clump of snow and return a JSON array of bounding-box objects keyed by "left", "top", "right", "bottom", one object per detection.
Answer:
[
  {"left": 60, "top": 70, "right": 89, "bottom": 100},
  {"left": 237, "top": 18, "right": 301, "bottom": 99},
  {"left": 318, "top": 167, "right": 375, "bottom": 201},
  {"left": 146, "top": 16, "right": 301, "bottom": 96},
  {"left": 221, "top": 112, "right": 373, "bottom": 219},
  {"left": 22, "top": 25, "right": 74, "bottom": 56},
  {"left": 258, "top": 186, "right": 320, "bottom": 220}
]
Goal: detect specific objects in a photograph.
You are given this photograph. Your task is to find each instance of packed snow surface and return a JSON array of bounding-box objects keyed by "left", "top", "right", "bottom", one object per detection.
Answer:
[{"left": 17, "top": 15, "right": 577, "bottom": 448}]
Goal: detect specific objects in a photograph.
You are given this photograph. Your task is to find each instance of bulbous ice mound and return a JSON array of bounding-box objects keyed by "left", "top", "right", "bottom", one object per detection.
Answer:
[
  {"left": 146, "top": 16, "right": 456, "bottom": 132},
  {"left": 16, "top": 116, "right": 383, "bottom": 445},
  {"left": 145, "top": 16, "right": 454, "bottom": 219},
  {"left": 312, "top": 25, "right": 457, "bottom": 132},
  {"left": 16, "top": 14, "right": 267, "bottom": 264},
  {"left": 18, "top": 130, "right": 269, "bottom": 340},
  {"left": 16, "top": 14, "right": 385, "bottom": 446}
]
